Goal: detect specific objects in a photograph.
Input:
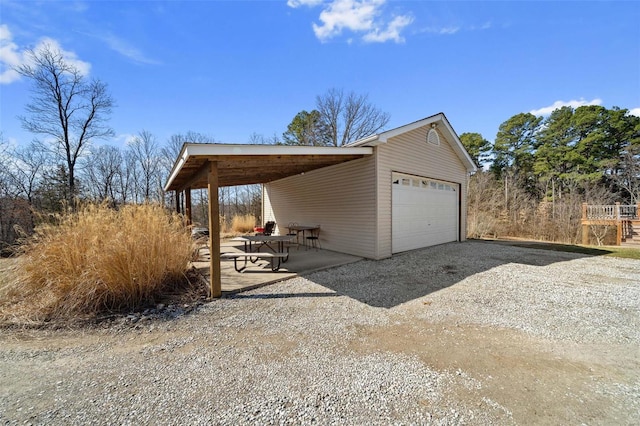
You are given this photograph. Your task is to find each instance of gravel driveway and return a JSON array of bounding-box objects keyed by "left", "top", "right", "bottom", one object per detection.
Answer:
[{"left": 1, "top": 241, "right": 639, "bottom": 425}]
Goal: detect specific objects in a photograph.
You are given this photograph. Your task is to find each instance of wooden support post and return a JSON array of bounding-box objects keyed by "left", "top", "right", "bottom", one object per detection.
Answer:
[
  {"left": 207, "top": 162, "right": 221, "bottom": 298},
  {"left": 615, "top": 202, "right": 621, "bottom": 246},
  {"left": 176, "top": 191, "right": 181, "bottom": 214},
  {"left": 582, "top": 224, "right": 589, "bottom": 246},
  {"left": 185, "top": 188, "right": 192, "bottom": 226},
  {"left": 617, "top": 222, "right": 622, "bottom": 246},
  {"left": 581, "top": 203, "right": 589, "bottom": 245}
]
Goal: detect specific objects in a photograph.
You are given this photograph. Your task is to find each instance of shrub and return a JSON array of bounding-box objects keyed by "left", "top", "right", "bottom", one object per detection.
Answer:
[
  {"left": 231, "top": 214, "right": 257, "bottom": 233},
  {"left": 0, "top": 203, "right": 192, "bottom": 324}
]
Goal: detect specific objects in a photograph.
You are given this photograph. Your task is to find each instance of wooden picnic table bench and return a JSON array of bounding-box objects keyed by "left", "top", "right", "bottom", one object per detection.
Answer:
[{"left": 221, "top": 252, "right": 289, "bottom": 272}]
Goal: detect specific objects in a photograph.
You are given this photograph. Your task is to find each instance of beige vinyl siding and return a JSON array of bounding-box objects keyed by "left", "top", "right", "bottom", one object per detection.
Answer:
[
  {"left": 263, "top": 156, "right": 377, "bottom": 258},
  {"left": 376, "top": 127, "right": 469, "bottom": 258}
]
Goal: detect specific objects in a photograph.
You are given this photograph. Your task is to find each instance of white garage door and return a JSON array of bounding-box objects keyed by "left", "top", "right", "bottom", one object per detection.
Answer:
[{"left": 392, "top": 173, "right": 459, "bottom": 253}]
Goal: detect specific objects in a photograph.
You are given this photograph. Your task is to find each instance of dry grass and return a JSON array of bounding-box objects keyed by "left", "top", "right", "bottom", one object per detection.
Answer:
[
  {"left": 231, "top": 214, "right": 257, "bottom": 233},
  {"left": 0, "top": 204, "right": 193, "bottom": 325}
]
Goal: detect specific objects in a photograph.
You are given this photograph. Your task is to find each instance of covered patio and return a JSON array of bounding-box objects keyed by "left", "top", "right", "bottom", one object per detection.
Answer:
[
  {"left": 191, "top": 240, "right": 362, "bottom": 294},
  {"left": 164, "top": 143, "right": 373, "bottom": 297}
]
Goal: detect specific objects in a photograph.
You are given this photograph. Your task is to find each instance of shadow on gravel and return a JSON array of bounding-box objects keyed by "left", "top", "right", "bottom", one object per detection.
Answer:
[
  {"left": 229, "top": 292, "right": 339, "bottom": 300},
  {"left": 489, "top": 239, "right": 614, "bottom": 256},
  {"left": 303, "top": 240, "right": 604, "bottom": 309}
]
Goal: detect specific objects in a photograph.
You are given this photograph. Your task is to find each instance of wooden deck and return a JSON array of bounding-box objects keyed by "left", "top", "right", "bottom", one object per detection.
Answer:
[{"left": 581, "top": 203, "right": 640, "bottom": 246}]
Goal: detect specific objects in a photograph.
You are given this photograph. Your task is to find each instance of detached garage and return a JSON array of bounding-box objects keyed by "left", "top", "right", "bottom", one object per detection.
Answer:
[
  {"left": 165, "top": 112, "right": 476, "bottom": 296},
  {"left": 263, "top": 112, "right": 477, "bottom": 259}
]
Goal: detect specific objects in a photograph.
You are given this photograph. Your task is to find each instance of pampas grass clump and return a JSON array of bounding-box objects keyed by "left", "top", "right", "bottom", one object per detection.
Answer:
[
  {"left": 231, "top": 214, "right": 257, "bottom": 233},
  {"left": 0, "top": 203, "right": 192, "bottom": 324}
]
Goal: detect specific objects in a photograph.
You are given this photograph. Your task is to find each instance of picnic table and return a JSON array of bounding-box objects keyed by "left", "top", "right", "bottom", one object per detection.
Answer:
[
  {"left": 224, "top": 235, "right": 295, "bottom": 272},
  {"left": 286, "top": 225, "right": 320, "bottom": 248}
]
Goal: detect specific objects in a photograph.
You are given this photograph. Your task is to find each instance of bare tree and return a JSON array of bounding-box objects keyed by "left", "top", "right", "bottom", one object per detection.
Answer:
[
  {"left": 15, "top": 43, "right": 114, "bottom": 206},
  {"left": 11, "top": 142, "right": 49, "bottom": 201},
  {"left": 466, "top": 171, "right": 502, "bottom": 239},
  {"left": 161, "top": 131, "right": 215, "bottom": 208},
  {"left": 0, "top": 135, "right": 17, "bottom": 250},
  {"left": 315, "top": 88, "right": 390, "bottom": 146},
  {"left": 129, "top": 130, "right": 161, "bottom": 202},
  {"left": 248, "top": 132, "right": 279, "bottom": 145},
  {"left": 164, "top": 131, "right": 213, "bottom": 156},
  {"left": 0, "top": 134, "right": 12, "bottom": 198},
  {"left": 116, "top": 149, "right": 137, "bottom": 205},
  {"left": 85, "top": 145, "right": 123, "bottom": 205},
  {"left": 162, "top": 131, "right": 214, "bottom": 174}
]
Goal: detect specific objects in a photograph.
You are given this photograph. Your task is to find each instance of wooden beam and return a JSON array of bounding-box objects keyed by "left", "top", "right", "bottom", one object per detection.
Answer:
[
  {"left": 177, "top": 161, "right": 213, "bottom": 193},
  {"left": 208, "top": 161, "right": 222, "bottom": 298},
  {"left": 185, "top": 188, "right": 192, "bottom": 226}
]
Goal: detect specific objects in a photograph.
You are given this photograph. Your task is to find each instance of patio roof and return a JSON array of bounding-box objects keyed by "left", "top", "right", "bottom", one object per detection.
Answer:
[{"left": 164, "top": 143, "right": 373, "bottom": 192}]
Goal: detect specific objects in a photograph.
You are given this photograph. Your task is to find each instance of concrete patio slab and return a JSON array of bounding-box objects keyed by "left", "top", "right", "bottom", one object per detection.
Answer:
[{"left": 191, "top": 239, "right": 362, "bottom": 294}]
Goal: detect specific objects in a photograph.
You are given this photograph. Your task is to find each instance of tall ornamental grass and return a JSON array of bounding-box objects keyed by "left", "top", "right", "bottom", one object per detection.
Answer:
[
  {"left": 0, "top": 203, "right": 192, "bottom": 324},
  {"left": 231, "top": 214, "right": 257, "bottom": 233}
]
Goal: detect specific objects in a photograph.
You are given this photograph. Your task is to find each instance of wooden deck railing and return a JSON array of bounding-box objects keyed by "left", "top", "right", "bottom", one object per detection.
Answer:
[
  {"left": 582, "top": 203, "right": 639, "bottom": 220},
  {"left": 581, "top": 203, "right": 640, "bottom": 245}
]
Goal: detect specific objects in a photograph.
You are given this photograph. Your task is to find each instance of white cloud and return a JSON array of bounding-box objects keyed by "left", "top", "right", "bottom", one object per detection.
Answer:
[
  {"left": 100, "top": 33, "right": 160, "bottom": 65},
  {"left": 74, "top": 30, "right": 159, "bottom": 65},
  {"left": 313, "top": 0, "right": 382, "bottom": 41},
  {"left": 287, "top": 0, "right": 324, "bottom": 7},
  {"left": 0, "top": 24, "right": 23, "bottom": 83},
  {"left": 629, "top": 108, "right": 640, "bottom": 117},
  {"left": 362, "top": 14, "right": 414, "bottom": 43},
  {"left": 529, "top": 98, "right": 603, "bottom": 116},
  {"left": 422, "top": 25, "right": 460, "bottom": 35},
  {"left": 470, "top": 21, "right": 492, "bottom": 31},
  {"left": 290, "top": 0, "right": 412, "bottom": 44},
  {"left": 419, "top": 21, "right": 491, "bottom": 36},
  {"left": 118, "top": 133, "right": 137, "bottom": 145},
  {"left": 0, "top": 24, "right": 91, "bottom": 84}
]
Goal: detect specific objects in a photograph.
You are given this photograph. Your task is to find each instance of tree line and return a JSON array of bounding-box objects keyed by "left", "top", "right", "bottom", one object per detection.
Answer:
[
  {"left": 461, "top": 106, "right": 640, "bottom": 243},
  {"left": 0, "top": 127, "right": 262, "bottom": 252}
]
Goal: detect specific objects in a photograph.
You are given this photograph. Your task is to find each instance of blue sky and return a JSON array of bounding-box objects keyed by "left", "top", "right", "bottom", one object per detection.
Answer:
[{"left": 1, "top": 0, "right": 639, "bottom": 151}]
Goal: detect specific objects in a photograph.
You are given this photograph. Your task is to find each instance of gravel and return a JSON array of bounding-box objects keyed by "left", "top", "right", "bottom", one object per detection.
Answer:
[{"left": 1, "top": 241, "right": 638, "bottom": 425}]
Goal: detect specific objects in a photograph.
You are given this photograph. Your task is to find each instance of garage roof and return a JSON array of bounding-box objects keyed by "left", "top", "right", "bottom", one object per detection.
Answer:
[{"left": 164, "top": 144, "right": 373, "bottom": 191}]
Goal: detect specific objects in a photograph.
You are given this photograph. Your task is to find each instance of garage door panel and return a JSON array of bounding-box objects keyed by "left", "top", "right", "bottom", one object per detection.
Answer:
[{"left": 392, "top": 173, "right": 458, "bottom": 253}]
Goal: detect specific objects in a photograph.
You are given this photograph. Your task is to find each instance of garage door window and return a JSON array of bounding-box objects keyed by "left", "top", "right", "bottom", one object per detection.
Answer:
[{"left": 392, "top": 175, "right": 456, "bottom": 193}]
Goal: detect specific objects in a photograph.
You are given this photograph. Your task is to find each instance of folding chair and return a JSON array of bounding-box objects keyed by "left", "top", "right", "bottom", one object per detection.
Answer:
[{"left": 255, "top": 221, "right": 276, "bottom": 236}]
